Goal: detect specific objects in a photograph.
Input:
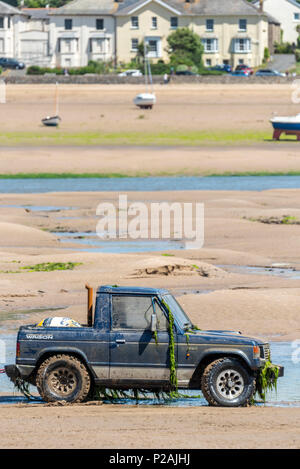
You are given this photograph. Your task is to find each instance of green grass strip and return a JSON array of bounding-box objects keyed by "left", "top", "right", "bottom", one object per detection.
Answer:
[
  {"left": 1, "top": 170, "right": 300, "bottom": 179},
  {"left": 0, "top": 130, "right": 276, "bottom": 146}
]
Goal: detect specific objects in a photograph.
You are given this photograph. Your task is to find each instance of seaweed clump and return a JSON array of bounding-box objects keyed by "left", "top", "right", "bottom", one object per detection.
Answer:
[{"left": 255, "top": 361, "right": 279, "bottom": 402}]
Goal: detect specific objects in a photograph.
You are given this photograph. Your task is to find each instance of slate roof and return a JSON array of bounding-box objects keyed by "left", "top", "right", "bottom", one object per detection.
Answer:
[
  {"left": 0, "top": 0, "right": 26, "bottom": 15},
  {"left": 49, "top": 0, "right": 118, "bottom": 15},
  {"left": 21, "top": 7, "right": 57, "bottom": 19},
  {"left": 49, "top": 0, "right": 266, "bottom": 16}
]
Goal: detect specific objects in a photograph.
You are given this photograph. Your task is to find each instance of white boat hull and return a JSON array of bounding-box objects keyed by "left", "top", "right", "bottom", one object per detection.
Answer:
[
  {"left": 133, "top": 93, "right": 156, "bottom": 109},
  {"left": 42, "top": 115, "right": 61, "bottom": 127}
]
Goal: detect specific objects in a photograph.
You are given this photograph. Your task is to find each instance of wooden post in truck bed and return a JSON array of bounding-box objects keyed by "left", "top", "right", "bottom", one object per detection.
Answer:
[{"left": 85, "top": 284, "right": 93, "bottom": 327}]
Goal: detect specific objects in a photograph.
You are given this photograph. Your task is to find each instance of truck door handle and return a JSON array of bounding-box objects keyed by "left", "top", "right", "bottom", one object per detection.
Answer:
[{"left": 116, "top": 339, "right": 126, "bottom": 344}]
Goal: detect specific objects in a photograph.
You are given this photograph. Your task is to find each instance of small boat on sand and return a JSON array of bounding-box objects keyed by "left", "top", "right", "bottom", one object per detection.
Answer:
[
  {"left": 133, "top": 92, "right": 156, "bottom": 109},
  {"left": 270, "top": 113, "right": 300, "bottom": 140},
  {"left": 133, "top": 42, "right": 156, "bottom": 110},
  {"left": 42, "top": 115, "right": 61, "bottom": 127},
  {"left": 42, "top": 82, "right": 61, "bottom": 127}
]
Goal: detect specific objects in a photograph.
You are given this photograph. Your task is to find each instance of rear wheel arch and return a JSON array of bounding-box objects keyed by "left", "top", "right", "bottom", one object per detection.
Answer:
[{"left": 34, "top": 350, "right": 96, "bottom": 383}]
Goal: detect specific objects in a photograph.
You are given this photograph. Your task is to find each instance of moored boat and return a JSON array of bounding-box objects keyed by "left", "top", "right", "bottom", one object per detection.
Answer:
[
  {"left": 133, "top": 41, "right": 156, "bottom": 110},
  {"left": 42, "top": 115, "right": 61, "bottom": 127},
  {"left": 133, "top": 92, "right": 156, "bottom": 109},
  {"left": 270, "top": 113, "right": 300, "bottom": 140}
]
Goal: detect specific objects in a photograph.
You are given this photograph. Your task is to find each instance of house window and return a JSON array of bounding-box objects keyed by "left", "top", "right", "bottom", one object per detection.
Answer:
[
  {"left": 131, "top": 16, "right": 139, "bottom": 28},
  {"left": 64, "top": 39, "right": 72, "bottom": 53},
  {"left": 7, "top": 17, "right": 10, "bottom": 29},
  {"left": 0, "top": 17, "right": 3, "bottom": 29},
  {"left": 0, "top": 38, "right": 4, "bottom": 53},
  {"left": 170, "top": 17, "right": 178, "bottom": 28},
  {"left": 96, "top": 18, "right": 104, "bottom": 30},
  {"left": 131, "top": 38, "right": 138, "bottom": 51},
  {"left": 234, "top": 38, "right": 251, "bottom": 52},
  {"left": 64, "top": 19, "right": 72, "bottom": 30},
  {"left": 205, "top": 58, "right": 212, "bottom": 67},
  {"left": 91, "top": 38, "right": 104, "bottom": 53},
  {"left": 206, "top": 19, "right": 214, "bottom": 31},
  {"left": 239, "top": 19, "right": 247, "bottom": 31},
  {"left": 152, "top": 17, "right": 157, "bottom": 29},
  {"left": 202, "top": 38, "right": 219, "bottom": 53},
  {"left": 294, "top": 13, "right": 300, "bottom": 20}
]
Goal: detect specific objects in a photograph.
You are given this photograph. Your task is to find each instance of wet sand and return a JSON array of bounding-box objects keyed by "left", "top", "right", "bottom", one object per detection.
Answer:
[{"left": 0, "top": 404, "right": 299, "bottom": 449}]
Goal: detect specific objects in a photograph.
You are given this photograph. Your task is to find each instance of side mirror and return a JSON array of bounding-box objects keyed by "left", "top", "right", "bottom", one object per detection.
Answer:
[{"left": 151, "top": 313, "right": 157, "bottom": 332}]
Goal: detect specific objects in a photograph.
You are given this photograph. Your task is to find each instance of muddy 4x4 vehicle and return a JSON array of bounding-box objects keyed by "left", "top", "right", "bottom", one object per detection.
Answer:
[{"left": 5, "top": 285, "right": 283, "bottom": 406}]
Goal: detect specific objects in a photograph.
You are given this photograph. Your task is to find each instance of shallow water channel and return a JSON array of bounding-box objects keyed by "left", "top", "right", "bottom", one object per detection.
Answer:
[
  {"left": 0, "top": 175, "right": 300, "bottom": 193},
  {"left": 0, "top": 335, "right": 298, "bottom": 407}
]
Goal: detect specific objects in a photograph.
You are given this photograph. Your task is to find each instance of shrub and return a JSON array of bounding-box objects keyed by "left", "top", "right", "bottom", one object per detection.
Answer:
[
  {"left": 274, "top": 42, "right": 294, "bottom": 54},
  {"left": 295, "top": 49, "right": 300, "bottom": 62},
  {"left": 176, "top": 64, "right": 188, "bottom": 72}
]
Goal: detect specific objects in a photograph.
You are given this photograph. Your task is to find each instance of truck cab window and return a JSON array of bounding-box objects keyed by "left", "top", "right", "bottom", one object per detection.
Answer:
[{"left": 111, "top": 295, "right": 168, "bottom": 331}]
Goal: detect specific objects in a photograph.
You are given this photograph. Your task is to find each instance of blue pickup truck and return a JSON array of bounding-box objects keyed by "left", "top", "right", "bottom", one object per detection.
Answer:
[{"left": 5, "top": 285, "right": 283, "bottom": 406}]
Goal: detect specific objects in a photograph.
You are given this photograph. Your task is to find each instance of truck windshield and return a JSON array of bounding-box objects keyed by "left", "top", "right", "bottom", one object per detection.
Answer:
[{"left": 162, "top": 294, "right": 192, "bottom": 330}]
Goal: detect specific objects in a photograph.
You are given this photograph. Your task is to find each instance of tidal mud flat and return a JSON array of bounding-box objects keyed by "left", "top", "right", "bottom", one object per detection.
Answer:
[{"left": 0, "top": 84, "right": 300, "bottom": 448}]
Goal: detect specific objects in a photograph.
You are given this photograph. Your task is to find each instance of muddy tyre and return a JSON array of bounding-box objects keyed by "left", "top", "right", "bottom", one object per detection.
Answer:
[
  {"left": 36, "top": 354, "right": 91, "bottom": 403},
  {"left": 201, "top": 357, "right": 255, "bottom": 407}
]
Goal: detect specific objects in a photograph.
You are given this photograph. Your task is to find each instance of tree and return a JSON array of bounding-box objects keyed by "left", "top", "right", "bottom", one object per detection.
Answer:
[{"left": 167, "top": 27, "right": 204, "bottom": 67}]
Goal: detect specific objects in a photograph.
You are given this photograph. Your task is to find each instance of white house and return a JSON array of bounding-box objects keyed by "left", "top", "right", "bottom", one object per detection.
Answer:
[
  {"left": 254, "top": 0, "right": 300, "bottom": 43},
  {"left": 48, "top": 0, "right": 116, "bottom": 68},
  {"left": 0, "top": 1, "right": 27, "bottom": 59}
]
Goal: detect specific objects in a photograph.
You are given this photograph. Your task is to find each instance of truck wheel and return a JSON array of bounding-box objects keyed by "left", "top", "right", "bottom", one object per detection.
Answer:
[
  {"left": 201, "top": 358, "right": 255, "bottom": 407},
  {"left": 36, "top": 354, "right": 91, "bottom": 403}
]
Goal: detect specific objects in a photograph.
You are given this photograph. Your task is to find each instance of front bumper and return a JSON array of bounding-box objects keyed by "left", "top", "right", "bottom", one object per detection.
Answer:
[{"left": 276, "top": 365, "right": 284, "bottom": 377}]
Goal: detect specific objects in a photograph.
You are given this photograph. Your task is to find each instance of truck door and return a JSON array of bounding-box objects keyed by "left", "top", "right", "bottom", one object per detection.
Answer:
[{"left": 109, "top": 294, "right": 173, "bottom": 386}]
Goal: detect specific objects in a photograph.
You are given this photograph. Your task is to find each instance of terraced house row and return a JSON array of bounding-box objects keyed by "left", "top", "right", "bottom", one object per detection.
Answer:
[{"left": 0, "top": 0, "right": 278, "bottom": 68}]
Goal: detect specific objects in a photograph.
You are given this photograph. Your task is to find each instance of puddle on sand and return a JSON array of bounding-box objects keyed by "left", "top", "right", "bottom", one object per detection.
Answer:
[
  {"left": 0, "top": 339, "right": 299, "bottom": 406},
  {"left": 0, "top": 205, "right": 76, "bottom": 212},
  {"left": 55, "top": 232, "right": 185, "bottom": 254},
  {"left": 219, "top": 265, "right": 300, "bottom": 279},
  {"left": 0, "top": 307, "right": 66, "bottom": 325}
]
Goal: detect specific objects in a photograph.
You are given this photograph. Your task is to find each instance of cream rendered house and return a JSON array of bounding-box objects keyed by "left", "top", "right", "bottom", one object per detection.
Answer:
[{"left": 115, "top": 0, "right": 269, "bottom": 67}]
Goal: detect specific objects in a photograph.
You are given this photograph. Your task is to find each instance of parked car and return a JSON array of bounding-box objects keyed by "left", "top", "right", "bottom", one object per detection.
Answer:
[
  {"left": 255, "top": 69, "right": 285, "bottom": 77},
  {"left": 209, "top": 64, "right": 232, "bottom": 73},
  {"left": 235, "top": 64, "right": 254, "bottom": 75},
  {"left": 175, "top": 70, "right": 198, "bottom": 76},
  {"left": 118, "top": 69, "right": 142, "bottom": 77},
  {"left": 0, "top": 57, "right": 25, "bottom": 70},
  {"left": 231, "top": 69, "right": 250, "bottom": 76}
]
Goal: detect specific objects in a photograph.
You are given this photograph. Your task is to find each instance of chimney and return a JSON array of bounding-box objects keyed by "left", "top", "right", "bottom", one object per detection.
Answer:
[{"left": 259, "top": 0, "right": 264, "bottom": 13}]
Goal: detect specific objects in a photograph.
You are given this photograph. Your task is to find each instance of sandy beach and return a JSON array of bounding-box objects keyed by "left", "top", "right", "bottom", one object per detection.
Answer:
[{"left": 0, "top": 84, "right": 300, "bottom": 449}]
